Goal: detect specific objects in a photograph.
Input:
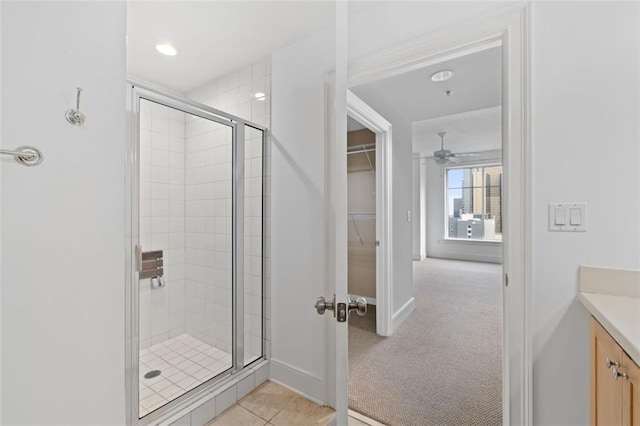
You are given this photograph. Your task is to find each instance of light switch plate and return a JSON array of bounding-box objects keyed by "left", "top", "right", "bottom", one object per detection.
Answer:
[{"left": 549, "top": 203, "right": 587, "bottom": 232}]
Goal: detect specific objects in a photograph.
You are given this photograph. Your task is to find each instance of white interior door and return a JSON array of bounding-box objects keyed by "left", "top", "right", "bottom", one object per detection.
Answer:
[
  {"left": 330, "top": 2, "right": 349, "bottom": 424},
  {"left": 325, "top": 3, "right": 394, "bottom": 423}
]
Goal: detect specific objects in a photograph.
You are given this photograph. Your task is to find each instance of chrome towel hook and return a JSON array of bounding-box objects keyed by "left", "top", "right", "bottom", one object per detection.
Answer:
[{"left": 66, "top": 87, "right": 86, "bottom": 125}]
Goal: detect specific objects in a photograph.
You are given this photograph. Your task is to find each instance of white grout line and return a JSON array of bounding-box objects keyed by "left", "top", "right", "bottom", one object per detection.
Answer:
[{"left": 138, "top": 333, "right": 233, "bottom": 418}]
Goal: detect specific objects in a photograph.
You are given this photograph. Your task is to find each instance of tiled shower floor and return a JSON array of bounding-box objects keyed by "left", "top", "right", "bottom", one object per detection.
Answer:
[{"left": 139, "top": 334, "right": 232, "bottom": 417}]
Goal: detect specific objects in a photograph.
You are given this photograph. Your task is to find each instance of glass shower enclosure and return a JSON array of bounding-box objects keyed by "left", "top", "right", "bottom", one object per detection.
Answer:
[{"left": 125, "top": 83, "right": 267, "bottom": 423}]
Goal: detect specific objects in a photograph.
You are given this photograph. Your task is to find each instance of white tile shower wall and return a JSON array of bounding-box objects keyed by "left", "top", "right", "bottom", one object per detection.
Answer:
[
  {"left": 244, "top": 126, "right": 264, "bottom": 363},
  {"left": 139, "top": 99, "right": 186, "bottom": 349},
  {"left": 186, "top": 57, "right": 271, "bottom": 360},
  {"left": 184, "top": 115, "right": 233, "bottom": 353}
]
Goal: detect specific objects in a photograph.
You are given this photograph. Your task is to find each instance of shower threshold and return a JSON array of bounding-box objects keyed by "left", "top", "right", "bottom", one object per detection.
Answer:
[{"left": 138, "top": 334, "right": 232, "bottom": 417}]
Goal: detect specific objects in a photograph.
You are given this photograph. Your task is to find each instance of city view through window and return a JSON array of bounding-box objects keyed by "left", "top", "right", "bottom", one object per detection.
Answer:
[{"left": 446, "top": 165, "right": 503, "bottom": 241}]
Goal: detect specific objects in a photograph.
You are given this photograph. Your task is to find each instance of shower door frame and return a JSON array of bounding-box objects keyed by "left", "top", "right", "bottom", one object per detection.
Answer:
[{"left": 124, "top": 81, "right": 268, "bottom": 426}]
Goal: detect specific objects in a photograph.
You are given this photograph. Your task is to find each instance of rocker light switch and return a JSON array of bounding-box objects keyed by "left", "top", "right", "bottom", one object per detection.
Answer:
[
  {"left": 554, "top": 208, "right": 566, "bottom": 225},
  {"left": 549, "top": 203, "right": 587, "bottom": 232},
  {"left": 570, "top": 208, "right": 582, "bottom": 226}
]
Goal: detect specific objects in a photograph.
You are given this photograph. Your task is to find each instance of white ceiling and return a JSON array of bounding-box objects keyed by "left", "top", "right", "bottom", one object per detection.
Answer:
[
  {"left": 127, "top": 1, "right": 374, "bottom": 92},
  {"left": 350, "top": 46, "right": 502, "bottom": 154},
  {"left": 412, "top": 106, "right": 502, "bottom": 156},
  {"left": 348, "top": 116, "right": 366, "bottom": 132}
]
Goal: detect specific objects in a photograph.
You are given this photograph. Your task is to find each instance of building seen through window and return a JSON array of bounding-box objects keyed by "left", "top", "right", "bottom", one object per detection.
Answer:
[{"left": 446, "top": 165, "right": 502, "bottom": 241}]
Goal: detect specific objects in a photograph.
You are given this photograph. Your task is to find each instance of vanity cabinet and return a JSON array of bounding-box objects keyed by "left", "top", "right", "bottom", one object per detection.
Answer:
[{"left": 591, "top": 317, "right": 640, "bottom": 425}]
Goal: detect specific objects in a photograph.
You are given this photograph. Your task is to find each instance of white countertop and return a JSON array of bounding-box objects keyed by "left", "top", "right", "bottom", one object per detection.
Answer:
[{"left": 578, "top": 292, "right": 640, "bottom": 366}]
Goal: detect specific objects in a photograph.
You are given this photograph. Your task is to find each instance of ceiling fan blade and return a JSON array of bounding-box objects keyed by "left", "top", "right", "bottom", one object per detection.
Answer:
[
  {"left": 454, "top": 152, "right": 480, "bottom": 157},
  {"left": 447, "top": 156, "right": 460, "bottom": 163}
]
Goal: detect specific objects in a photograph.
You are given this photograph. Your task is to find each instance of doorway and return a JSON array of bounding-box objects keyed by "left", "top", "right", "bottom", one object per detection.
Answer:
[
  {"left": 340, "top": 37, "right": 510, "bottom": 426},
  {"left": 345, "top": 92, "right": 393, "bottom": 338}
]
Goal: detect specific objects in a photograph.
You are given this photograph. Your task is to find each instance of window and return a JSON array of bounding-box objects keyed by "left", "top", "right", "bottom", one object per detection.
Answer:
[{"left": 446, "top": 165, "right": 502, "bottom": 241}]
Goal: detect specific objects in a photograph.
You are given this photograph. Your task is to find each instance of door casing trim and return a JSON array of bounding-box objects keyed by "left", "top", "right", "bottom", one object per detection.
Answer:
[{"left": 346, "top": 90, "right": 393, "bottom": 337}]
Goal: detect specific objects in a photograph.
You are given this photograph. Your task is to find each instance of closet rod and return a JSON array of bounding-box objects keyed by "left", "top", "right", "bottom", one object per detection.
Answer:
[
  {"left": 347, "top": 143, "right": 375, "bottom": 153},
  {"left": 346, "top": 148, "right": 375, "bottom": 155}
]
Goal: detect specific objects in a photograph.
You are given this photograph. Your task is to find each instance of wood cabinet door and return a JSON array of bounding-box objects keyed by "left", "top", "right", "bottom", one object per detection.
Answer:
[
  {"left": 623, "top": 352, "right": 640, "bottom": 426},
  {"left": 592, "top": 317, "right": 624, "bottom": 425}
]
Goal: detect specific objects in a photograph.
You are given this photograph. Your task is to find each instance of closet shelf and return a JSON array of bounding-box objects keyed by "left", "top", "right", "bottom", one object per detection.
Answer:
[{"left": 347, "top": 143, "right": 375, "bottom": 172}]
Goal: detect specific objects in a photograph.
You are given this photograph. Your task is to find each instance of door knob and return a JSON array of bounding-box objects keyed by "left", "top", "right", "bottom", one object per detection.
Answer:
[
  {"left": 315, "top": 295, "right": 335, "bottom": 317},
  {"left": 348, "top": 296, "right": 367, "bottom": 317}
]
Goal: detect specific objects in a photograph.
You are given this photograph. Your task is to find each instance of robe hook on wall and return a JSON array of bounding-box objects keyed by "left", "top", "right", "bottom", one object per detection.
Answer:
[{"left": 66, "top": 87, "right": 86, "bottom": 125}]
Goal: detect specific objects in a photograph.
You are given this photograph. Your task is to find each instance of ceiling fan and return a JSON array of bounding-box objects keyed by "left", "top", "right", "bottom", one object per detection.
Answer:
[{"left": 432, "top": 132, "right": 478, "bottom": 164}]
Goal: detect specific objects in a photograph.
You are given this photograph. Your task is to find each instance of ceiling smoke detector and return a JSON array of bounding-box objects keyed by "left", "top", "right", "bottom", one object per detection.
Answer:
[{"left": 430, "top": 70, "right": 454, "bottom": 82}]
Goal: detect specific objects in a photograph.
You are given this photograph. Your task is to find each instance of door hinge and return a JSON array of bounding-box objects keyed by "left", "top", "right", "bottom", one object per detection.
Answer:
[{"left": 505, "top": 273, "right": 509, "bottom": 287}]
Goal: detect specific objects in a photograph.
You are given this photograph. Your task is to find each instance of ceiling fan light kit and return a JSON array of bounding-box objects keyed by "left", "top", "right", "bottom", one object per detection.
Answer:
[{"left": 432, "top": 131, "right": 478, "bottom": 164}]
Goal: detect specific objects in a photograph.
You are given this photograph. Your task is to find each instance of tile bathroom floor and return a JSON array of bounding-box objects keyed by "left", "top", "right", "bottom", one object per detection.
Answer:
[
  {"left": 208, "top": 381, "right": 377, "bottom": 426},
  {"left": 139, "top": 334, "right": 232, "bottom": 417}
]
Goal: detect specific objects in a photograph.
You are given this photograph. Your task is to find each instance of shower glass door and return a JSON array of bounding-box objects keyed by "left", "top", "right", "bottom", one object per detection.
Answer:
[{"left": 127, "top": 85, "right": 266, "bottom": 422}]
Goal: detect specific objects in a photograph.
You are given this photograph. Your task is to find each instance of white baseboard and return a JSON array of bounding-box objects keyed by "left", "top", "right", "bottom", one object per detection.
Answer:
[
  {"left": 349, "top": 410, "right": 386, "bottom": 426},
  {"left": 269, "top": 358, "right": 325, "bottom": 406},
  {"left": 429, "top": 253, "right": 502, "bottom": 264},
  {"left": 392, "top": 297, "right": 415, "bottom": 333},
  {"left": 349, "top": 294, "right": 376, "bottom": 306}
]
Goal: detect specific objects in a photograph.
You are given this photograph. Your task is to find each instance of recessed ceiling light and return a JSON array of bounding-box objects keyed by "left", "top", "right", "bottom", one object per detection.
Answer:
[
  {"left": 431, "top": 70, "right": 454, "bottom": 82},
  {"left": 156, "top": 44, "right": 177, "bottom": 56},
  {"left": 254, "top": 92, "right": 266, "bottom": 100}
]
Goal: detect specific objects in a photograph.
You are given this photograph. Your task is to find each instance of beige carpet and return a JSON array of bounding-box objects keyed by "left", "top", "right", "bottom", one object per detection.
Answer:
[{"left": 348, "top": 258, "right": 503, "bottom": 426}]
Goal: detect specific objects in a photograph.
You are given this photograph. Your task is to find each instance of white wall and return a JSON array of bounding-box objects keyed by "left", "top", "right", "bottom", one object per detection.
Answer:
[
  {"left": 270, "top": 27, "right": 334, "bottom": 401},
  {"left": 423, "top": 150, "right": 503, "bottom": 264},
  {"left": 412, "top": 154, "right": 423, "bottom": 260},
  {"left": 1, "top": 2, "right": 126, "bottom": 424},
  {"left": 390, "top": 125, "right": 415, "bottom": 314},
  {"left": 531, "top": 2, "right": 640, "bottom": 424}
]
